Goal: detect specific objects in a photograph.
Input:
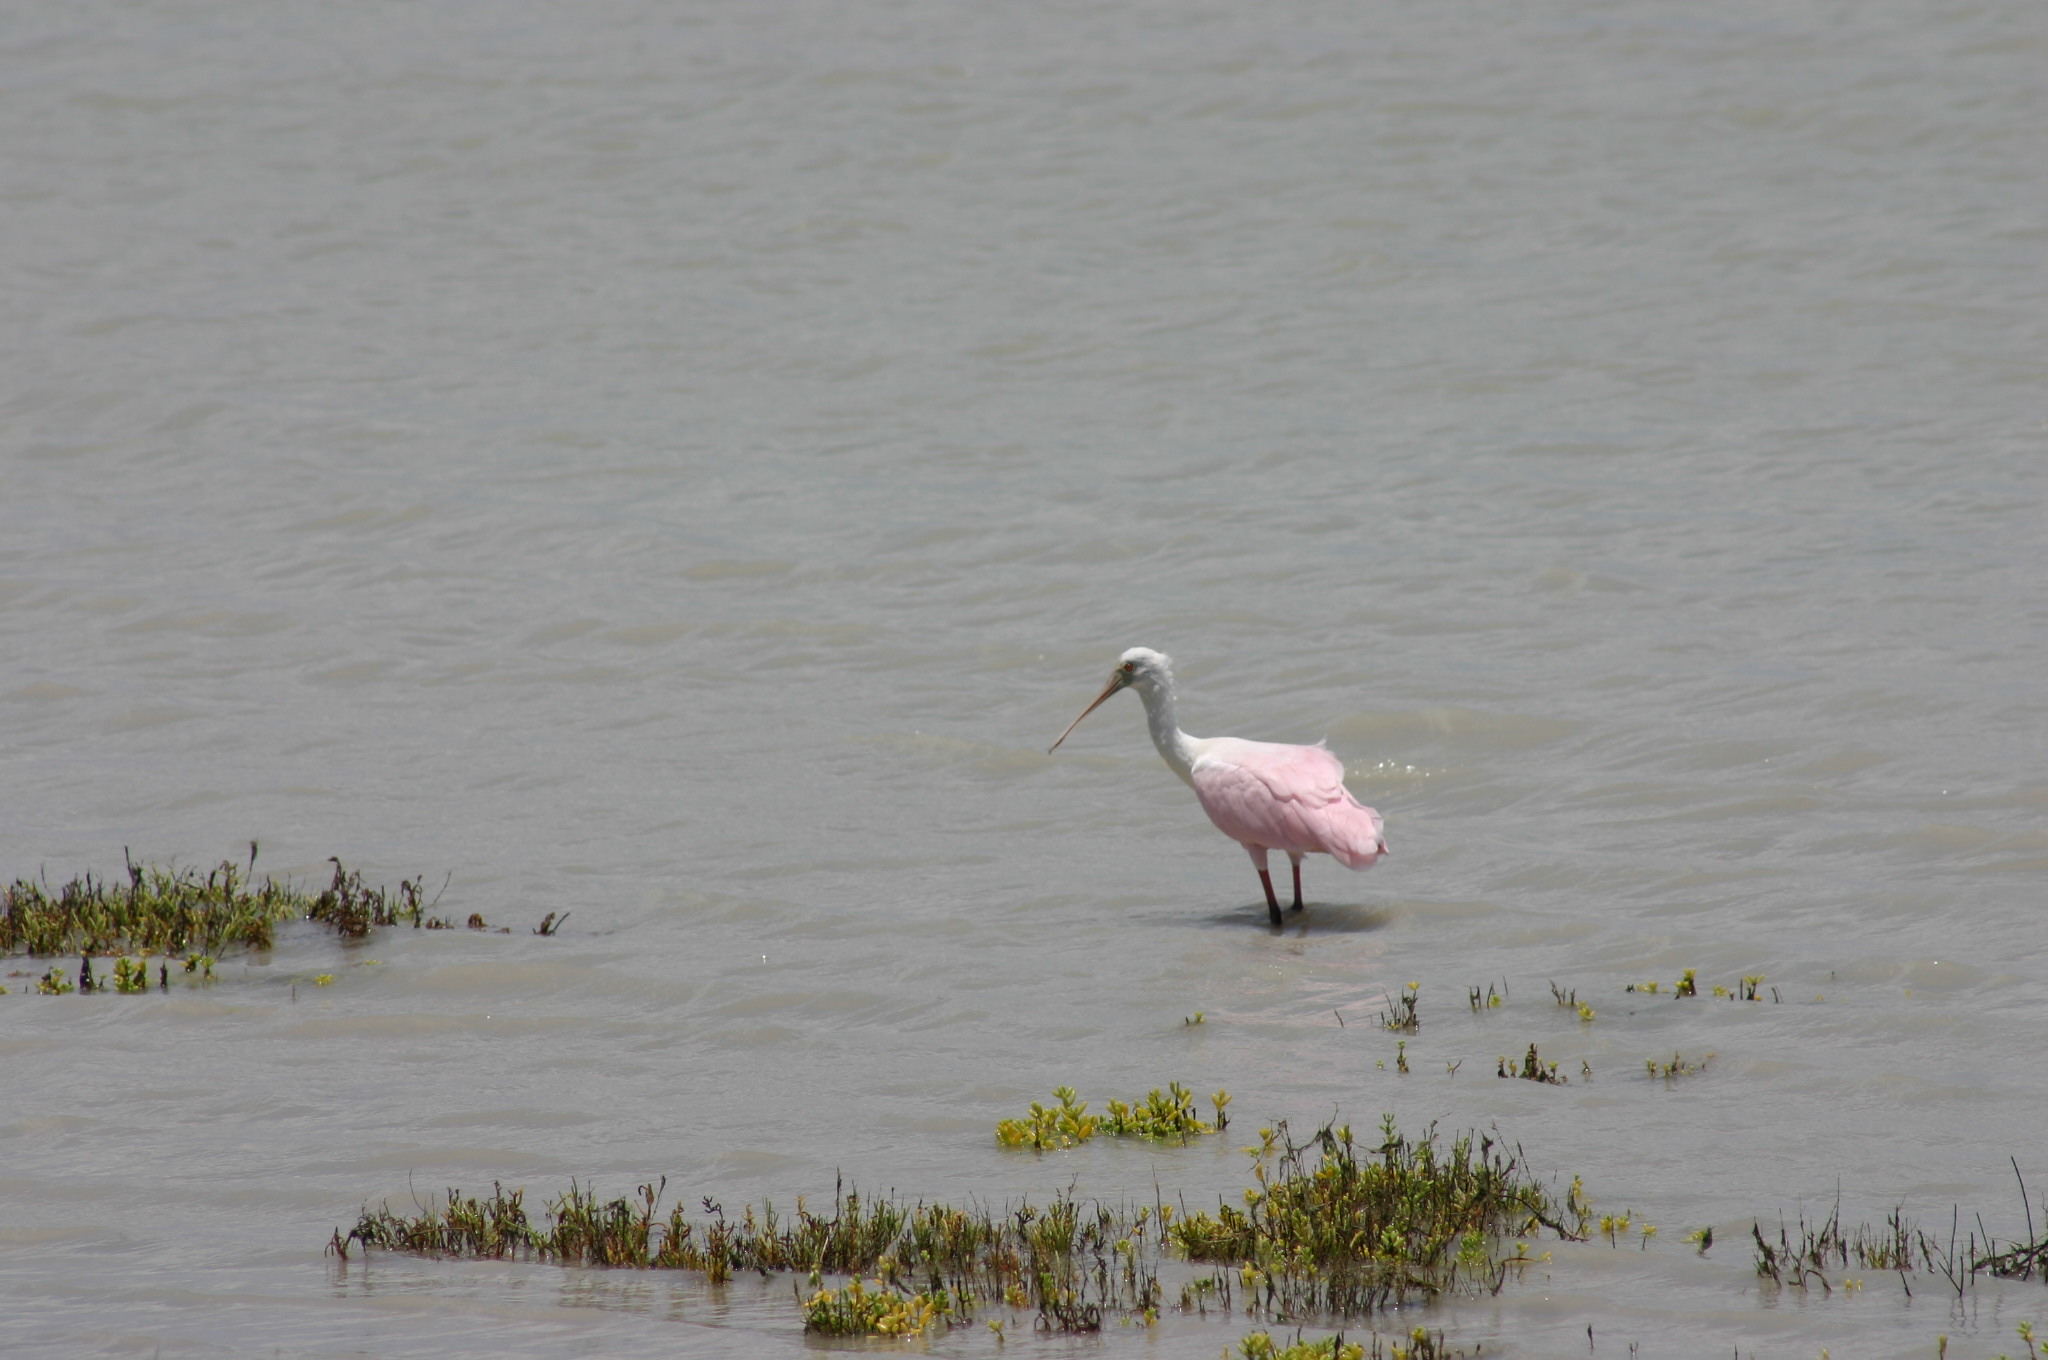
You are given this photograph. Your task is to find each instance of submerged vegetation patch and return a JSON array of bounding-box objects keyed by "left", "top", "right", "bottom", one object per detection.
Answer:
[
  {"left": 1172, "top": 1116, "right": 1588, "bottom": 1317},
  {"left": 1234, "top": 1327, "right": 1454, "bottom": 1360},
  {"left": 1625, "top": 969, "right": 1775, "bottom": 1003},
  {"left": 1646, "top": 1052, "right": 1713, "bottom": 1082},
  {"left": 1497, "top": 1043, "right": 1568, "bottom": 1085},
  {"left": 997, "top": 1082, "right": 1230, "bottom": 1150},
  {"left": 0, "top": 852, "right": 568, "bottom": 997},
  {"left": 1752, "top": 1171, "right": 2048, "bottom": 1298},
  {"left": 335, "top": 1175, "right": 1170, "bottom": 1332},
  {"left": 0, "top": 848, "right": 447, "bottom": 959},
  {"left": 1378, "top": 983, "right": 1419, "bottom": 1032},
  {"left": 801, "top": 1277, "right": 954, "bottom": 1336},
  {"left": 331, "top": 1117, "right": 1588, "bottom": 1334}
]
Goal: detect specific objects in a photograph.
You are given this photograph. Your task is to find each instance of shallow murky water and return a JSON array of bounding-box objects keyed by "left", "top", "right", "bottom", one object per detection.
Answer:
[{"left": 4, "top": 3, "right": 2046, "bottom": 1356}]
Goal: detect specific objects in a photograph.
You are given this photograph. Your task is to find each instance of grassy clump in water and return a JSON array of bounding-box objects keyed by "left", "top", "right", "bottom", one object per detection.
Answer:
[
  {"left": 303, "top": 859, "right": 444, "bottom": 938},
  {"left": 333, "top": 1117, "right": 1589, "bottom": 1331},
  {"left": 1752, "top": 1181, "right": 2048, "bottom": 1297},
  {"left": 801, "top": 1277, "right": 954, "bottom": 1336},
  {"left": 333, "top": 1176, "right": 1165, "bottom": 1332},
  {"left": 0, "top": 848, "right": 444, "bottom": 958},
  {"left": 1646, "top": 1052, "right": 1713, "bottom": 1082},
  {"left": 1171, "top": 1116, "right": 1589, "bottom": 1316},
  {"left": 1497, "top": 1043, "right": 1568, "bottom": 1085},
  {"left": 1233, "top": 1328, "right": 1455, "bottom": 1360},
  {"left": 997, "top": 1081, "right": 1230, "bottom": 1149},
  {"left": 1236, "top": 1331, "right": 1365, "bottom": 1360},
  {"left": 1378, "top": 983, "right": 1419, "bottom": 1032},
  {"left": 997, "top": 1085, "right": 1096, "bottom": 1149}
]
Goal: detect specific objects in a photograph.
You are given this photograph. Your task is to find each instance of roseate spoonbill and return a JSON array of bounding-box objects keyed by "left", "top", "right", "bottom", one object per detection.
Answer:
[{"left": 1049, "top": 647, "right": 1387, "bottom": 926}]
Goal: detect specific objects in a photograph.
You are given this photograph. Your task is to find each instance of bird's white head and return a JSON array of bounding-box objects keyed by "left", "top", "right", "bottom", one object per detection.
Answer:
[
  {"left": 1047, "top": 647, "right": 1176, "bottom": 753},
  {"left": 1114, "top": 647, "right": 1175, "bottom": 697}
]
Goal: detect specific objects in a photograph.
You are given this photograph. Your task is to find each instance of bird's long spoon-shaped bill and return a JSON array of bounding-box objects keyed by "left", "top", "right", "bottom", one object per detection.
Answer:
[{"left": 1047, "top": 675, "right": 1125, "bottom": 753}]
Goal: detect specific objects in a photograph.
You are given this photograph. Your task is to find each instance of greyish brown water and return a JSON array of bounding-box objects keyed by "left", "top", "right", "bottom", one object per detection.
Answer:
[{"left": 4, "top": 2, "right": 2045, "bottom": 1356}]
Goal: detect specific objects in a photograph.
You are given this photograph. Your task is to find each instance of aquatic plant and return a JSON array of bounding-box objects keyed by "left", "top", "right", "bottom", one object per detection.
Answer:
[
  {"left": 1545, "top": 981, "right": 1595, "bottom": 1022},
  {"left": 336, "top": 1118, "right": 1590, "bottom": 1333},
  {"left": 997, "top": 1086, "right": 1096, "bottom": 1149},
  {"left": 1747, "top": 1193, "right": 2048, "bottom": 1297},
  {"left": 1466, "top": 981, "right": 1505, "bottom": 1012},
  {"left": 802, "top": 1277, "right": 953, "bottom": 1336},
  {"left": 1170, "top": 1116, "right": 1590, "bottom": 1317},
  {"left": 3, "top": 849, "right": 286, "bottom": 956},
  {"left": 1103, "top": 1083, "right": 1230, "bottom": 1140},
  {"left": 1233, "top": 1328, "right": 1454, "bottom": 1360},
  {"left": 0, "top": 848, "right": 448, "bottom": 958},
  {"left": 304, "top": 859, "right": 446, "bottom": 937},
  {"left": 1598, "top": 1212, "right": 1655, "bottom": 1248},
  {"left": 335, "top": 1176, "right": 1167, "bottom": 1332},
  {"left": 998, "top": 1083, "right": 1229, "bottom": 1149},
  {"left": 1498, "top": 1044, "right": 1567, "bottom": 1085},
  {"left": 1982, "top": 1232, "right": 2048, "bottom": 1282},
  {"left": 1645, "top": 1053, "right": 1712, "bottom": 1082},
  {"left": 1235, "top": 1330, "right": 1365, "bottom": 1360},
  {"left": 1378, "top": 983, "right": 1419, "bottom": 1033}
]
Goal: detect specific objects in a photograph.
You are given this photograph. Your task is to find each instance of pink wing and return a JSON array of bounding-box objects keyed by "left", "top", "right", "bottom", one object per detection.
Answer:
[{"left": 1189, "top": 739, "right": 1386, "bottom": 869}]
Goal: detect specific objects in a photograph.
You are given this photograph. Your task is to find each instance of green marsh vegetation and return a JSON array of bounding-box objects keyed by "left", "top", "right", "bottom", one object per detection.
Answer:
[
  {"left": 326, "top": 963, "right": 2037, "bottom": 1344},
  {"left": 331, "top": 1116, "right": 1590, "bottom": 1336},
  {"left": 1497, "top": 1044, "right": 1568, "bottom": 1085},
  {"left": 1231, "top": 1327, "right": 1453, "bottom": 1360},
  {"left": 1548, "top": 981, "right": 1595, "bottom": 1023},
  {"left": 801, "top": 1276, "right": 953, "bottom": 1336},
  {"left": 0, "top": 848, "right": 446, "bottom": 960},
  {"left": 1645, "top": 1053, "right": 1712, "bottom": 1082},
  {"left": 334, "top": 1175, "right": 1172, "bottom": 1333},
  {"left": 996, "top": 1082, "right": 1230, "bottom": 1150},
  {"left": 1623, "top": 968, "right": 1774, "bottom": 1003},
  {"left": 0, "top": 851, "right": 565, "bottom": 998},
  {"left": 1465, "top": 980, "right": 1506, "bottom": 1012},
  {"left": 1170, "top": 1116, "right": 1589, "bottom": 1317},
  {"left": 1417, "top": 967, "right": 2048, "bottom": 1326},
  {"left": 1750, "top": 1165, "right": 2048, "bottom": 1300}
]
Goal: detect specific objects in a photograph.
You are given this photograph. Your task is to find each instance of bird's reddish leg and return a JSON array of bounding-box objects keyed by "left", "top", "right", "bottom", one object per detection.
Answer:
[
  {"left": 1289, "top": 854, "right": 1305, "bottom": 913},
  {"left": 1257, "top": 870, "right": 1283, "bottom": 926},
  {"left": 1246, "top": 846, "right": 1284, "bottom": 926}
]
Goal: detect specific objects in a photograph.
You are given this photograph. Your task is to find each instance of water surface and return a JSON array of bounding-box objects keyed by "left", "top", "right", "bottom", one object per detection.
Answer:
[{"left": 4, "top": 2, "right": 2046, "bottom": 1356}]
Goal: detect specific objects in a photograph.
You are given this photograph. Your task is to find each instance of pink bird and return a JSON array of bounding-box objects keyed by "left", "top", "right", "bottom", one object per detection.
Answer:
[{"left": 1049, "top": 647, "right": 1388, "bottom": 926}]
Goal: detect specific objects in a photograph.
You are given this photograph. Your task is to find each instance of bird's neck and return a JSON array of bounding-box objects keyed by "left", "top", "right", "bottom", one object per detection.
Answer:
[{"left": 1136, "top": 685, "right": 1199, "bottom": 788}]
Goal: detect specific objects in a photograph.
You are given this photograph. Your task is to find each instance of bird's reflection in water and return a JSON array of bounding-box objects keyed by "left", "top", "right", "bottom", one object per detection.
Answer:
[{"left": 1181, "top": 903, "right": 1392, "bottom": 933}]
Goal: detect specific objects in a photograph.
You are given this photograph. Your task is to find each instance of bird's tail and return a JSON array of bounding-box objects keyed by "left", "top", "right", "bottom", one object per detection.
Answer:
[{"left": 1328, "top": 801, "right": 1388, "bottom": 870}]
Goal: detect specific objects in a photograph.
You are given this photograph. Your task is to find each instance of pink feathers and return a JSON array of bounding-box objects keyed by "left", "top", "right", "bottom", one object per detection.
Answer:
[
  {"left": 1190, "top": 739, "right": 1387, "bottom": 870},
  {"left": 1050, "top": 648, "right": 1389, "bottom": 926}
]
